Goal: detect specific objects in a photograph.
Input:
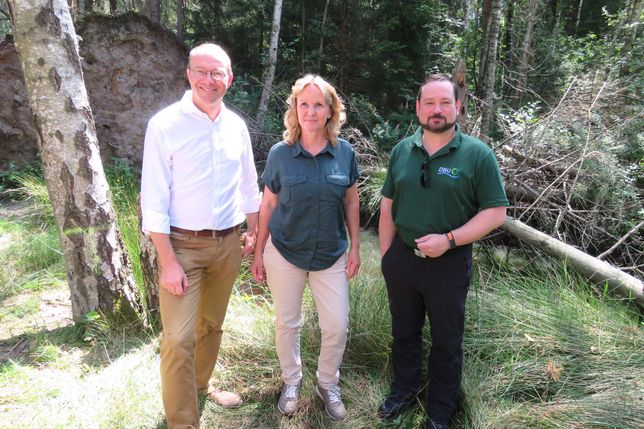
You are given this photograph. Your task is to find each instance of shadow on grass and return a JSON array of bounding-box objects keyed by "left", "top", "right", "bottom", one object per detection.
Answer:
[{"left": 0, "top": 321, "right": 159, "bottom": 371}]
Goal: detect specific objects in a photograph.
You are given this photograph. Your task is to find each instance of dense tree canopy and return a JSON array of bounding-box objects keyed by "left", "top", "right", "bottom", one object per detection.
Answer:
[{"left": 1, "top": 0, "right": 641, "bottom": 275}]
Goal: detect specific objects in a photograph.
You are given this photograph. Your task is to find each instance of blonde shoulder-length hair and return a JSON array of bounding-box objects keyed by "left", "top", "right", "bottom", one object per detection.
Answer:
[{"left": 283, "top": 74, "right": 346, "bottom": 146}]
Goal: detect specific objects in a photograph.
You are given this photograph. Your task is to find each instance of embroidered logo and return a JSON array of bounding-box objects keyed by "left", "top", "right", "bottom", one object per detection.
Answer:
[{"left": 437, "top": 166, "right": 459, "bottom": 179}]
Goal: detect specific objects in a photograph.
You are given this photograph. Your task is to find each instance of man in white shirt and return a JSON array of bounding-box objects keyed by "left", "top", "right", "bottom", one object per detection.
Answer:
[{"left": 140, "top": 43, "right": 261, "bottom": 429}]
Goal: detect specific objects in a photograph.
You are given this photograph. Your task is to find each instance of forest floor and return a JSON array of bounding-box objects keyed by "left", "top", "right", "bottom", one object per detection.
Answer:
[
  {"left": 0, "top": 201, "right": 73, "bottom": 362},
  {"left": 1, "top": 201, "right": 642, "bottom": 429}
]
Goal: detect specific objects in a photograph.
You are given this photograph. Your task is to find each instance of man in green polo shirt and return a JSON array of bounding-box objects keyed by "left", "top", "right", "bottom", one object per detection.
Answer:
[{"left": 376, "top": 74, "right": 508, "bottom": 429}]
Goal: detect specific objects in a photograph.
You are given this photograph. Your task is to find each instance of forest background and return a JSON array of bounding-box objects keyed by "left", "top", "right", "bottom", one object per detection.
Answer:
[{"left": 0, "top": 0, "right": 642, "bottom": 428}]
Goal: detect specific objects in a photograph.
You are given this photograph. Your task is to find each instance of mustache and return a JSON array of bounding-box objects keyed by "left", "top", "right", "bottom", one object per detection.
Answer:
[{"left": 430, "top": 114, "right": 446, "bottom": 119}]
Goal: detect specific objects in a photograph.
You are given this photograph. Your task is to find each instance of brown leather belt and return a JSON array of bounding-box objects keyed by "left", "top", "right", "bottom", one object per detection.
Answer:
[{"left": 170, "top": 225, "right": 240, "bottom": 238}]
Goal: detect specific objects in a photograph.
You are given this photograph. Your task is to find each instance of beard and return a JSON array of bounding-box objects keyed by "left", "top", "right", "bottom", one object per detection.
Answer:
[{"left": 421, "top": 115, "right": 457, "bottom": 134}]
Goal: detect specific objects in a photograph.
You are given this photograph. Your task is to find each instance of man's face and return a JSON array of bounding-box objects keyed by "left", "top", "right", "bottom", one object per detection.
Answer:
[
  {"left": 416, "top": 81, "right": 461, "bottom": 134},
  {"left": 186, "top": 53, "right": 232, "bottom": 110}
]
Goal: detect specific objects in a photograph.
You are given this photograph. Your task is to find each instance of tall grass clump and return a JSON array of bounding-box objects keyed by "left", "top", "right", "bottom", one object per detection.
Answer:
[
  {"left": 462, "top": 246, "right": 644, "bottom": 429},
  {"left": 104, "top": 159, "right": 144, "bottom": 290},
  {"left": 0, "top": 169, "right": 65, "bottom": 300}
]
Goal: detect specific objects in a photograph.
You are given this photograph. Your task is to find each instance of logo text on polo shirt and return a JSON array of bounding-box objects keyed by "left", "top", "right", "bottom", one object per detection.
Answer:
[{"left": 437, "top": 166, "right": 459, "bottom": 179}]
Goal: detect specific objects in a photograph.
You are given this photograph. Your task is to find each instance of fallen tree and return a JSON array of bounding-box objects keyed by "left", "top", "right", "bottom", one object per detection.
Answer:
[{"left": 502, "top": 217, "right": 643, "bottom": 307}]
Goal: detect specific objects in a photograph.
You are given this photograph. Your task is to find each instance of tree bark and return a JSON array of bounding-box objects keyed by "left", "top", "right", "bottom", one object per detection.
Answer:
[
  {"left": 575, "top": 0, "right": 583, "bottom": 33},
  {"left": 501, "top": 0, "right": 513, "bottom": 69},
  {"left": 256, "top": 0, "right": 283, "bottom": 125},
  {"left": 479, "top": 0, "right": 503, "bottom": 141},
  {"left": 176, "top": 0, "right": 184, "bottom": 41},
  {"left": 502, "top": 217, "right": 643, "bottom": 306},
  {"left": 317, "top": 0, "right": 331, "bottom": 71},
  {"left": 452, "top": 58, "right": 468, "bottom": 131},
  {"left": 148, "top": 0, "right": 160, "bottom": 24},
  {"left": 8, "top": 0, "right": 145, "bottom": 323}
]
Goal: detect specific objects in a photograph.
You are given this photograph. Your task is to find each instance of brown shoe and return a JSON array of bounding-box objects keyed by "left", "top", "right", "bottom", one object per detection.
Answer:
[{"left": 207, "top": 386, "right": 242, "bottom": 408}]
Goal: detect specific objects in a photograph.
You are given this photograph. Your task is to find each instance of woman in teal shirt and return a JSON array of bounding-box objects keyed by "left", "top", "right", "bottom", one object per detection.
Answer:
[{"left": 251, "top": 74, "right": 360, "bottom": 420}]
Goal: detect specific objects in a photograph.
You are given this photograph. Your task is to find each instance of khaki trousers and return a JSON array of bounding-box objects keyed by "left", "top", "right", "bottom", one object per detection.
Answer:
[
  {"left": 263, "top": 239, "right": 349, "bottom": 387},
  {"left": 159, "top": 229, "right": 242, "bottom": 429}
]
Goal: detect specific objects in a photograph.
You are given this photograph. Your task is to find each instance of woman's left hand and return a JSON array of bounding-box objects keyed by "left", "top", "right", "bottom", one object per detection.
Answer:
[{"left": 345, "top": 248, "right": 361, "bottom": 279}]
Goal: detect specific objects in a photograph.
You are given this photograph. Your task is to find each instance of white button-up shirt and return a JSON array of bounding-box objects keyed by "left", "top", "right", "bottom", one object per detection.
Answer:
[{"left": 141, "top": 91, "right": 261, "bottom": 234}]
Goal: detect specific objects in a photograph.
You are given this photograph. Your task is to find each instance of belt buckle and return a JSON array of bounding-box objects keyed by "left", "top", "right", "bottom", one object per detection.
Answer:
[{"left": 413, "top": 248, "right": 426, "bottom": 258}]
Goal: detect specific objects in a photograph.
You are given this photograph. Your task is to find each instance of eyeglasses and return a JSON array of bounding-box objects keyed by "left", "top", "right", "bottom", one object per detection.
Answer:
[
  {"left": 420, "top": 159, "right": 429, "bottom": 188},
  {"left": 189, "top": 68, "right": 228, "bottom": 81}
]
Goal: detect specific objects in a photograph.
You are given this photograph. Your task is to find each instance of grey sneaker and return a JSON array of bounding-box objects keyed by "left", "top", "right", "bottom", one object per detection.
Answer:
[
  {"left": 315, "top": 383, "right": 347, "bottom": 420},
  {"left": 277, "top": 383, "right": 300, "bottom": 416}
]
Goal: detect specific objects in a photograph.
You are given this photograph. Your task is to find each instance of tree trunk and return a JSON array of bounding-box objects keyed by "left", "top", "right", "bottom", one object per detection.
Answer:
[
  {"left": 479, "top": 0, "right": 503, "bottom": 141},
  {"left": 148, "top": 0, "right": 160, "bottom": 24},
  {"left": 317, "top": 0, "right": 331, "bottom": 71},
  {"left": 575, "top": 0, "right": 583, "bottom": 33},
  {"left": 502, "top": 217, "right": 643, "bottom": 306},
  {"left": 109, "top": 0, "right": 116, "bottom": 14},
  {"left": 452, "top": 58, "right": 468, "bottom": 131},
  {"left": 339, "top": 0, "right": 349, "bottom": 91},
  {"left": 619, "top": 0, "right": 643, "bottom": 76},
  {"left": 8, "top": 0, "right": 145, "bottom": 324},
  {"left": 256, "top": 0, "right": 283, "bottom": 125},
  {"left": 478, "top": 0, "right": 493, "bottom": 87},
  {"left": 512, "top": 0, "right": 539, "bottom": 103},
  {"left": 176, "top": 0, "right": 184, "bottom": 41},
  {"left": 501, "top": 0, "right": 513, "bottom": 68},
  {"left": 463, "top": 0, "right": 472, "bottom": 29},
  {"left": 301, "top": 1, "right": 305, "bottom": 74},
  {"left": 140, "top": 226, "right": 160, "bottom": 323}
]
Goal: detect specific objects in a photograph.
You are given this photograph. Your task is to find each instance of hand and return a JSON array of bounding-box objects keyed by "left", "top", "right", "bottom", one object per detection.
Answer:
[
  {"left": 241, "top": 231, "right": 256, "bottom": 258},
  {"left": 345, "top": 248, "right": 361, "bottom": 279},
  {"left": 414, "top": 233, "right": 449, "bottom": 258},
  {"left": 250, "top": 253, "right": 266, "bottom": 283},
  {"left": 159, "top": 259, "right": 188, "bottom": 296}
]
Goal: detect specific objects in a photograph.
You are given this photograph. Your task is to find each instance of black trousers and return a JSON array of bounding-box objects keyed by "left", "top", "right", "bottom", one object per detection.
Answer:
[{"left": 381, "top": 235, "right": 472, "bottom": 423}]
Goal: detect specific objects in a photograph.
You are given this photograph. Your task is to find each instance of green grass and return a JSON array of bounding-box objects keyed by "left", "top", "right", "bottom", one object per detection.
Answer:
[
  {"left": 0, "top": 219, "right": 65, "bottom": 301},
  {"left": 1, "top": 166, "right": 642, "bottom": 428}
]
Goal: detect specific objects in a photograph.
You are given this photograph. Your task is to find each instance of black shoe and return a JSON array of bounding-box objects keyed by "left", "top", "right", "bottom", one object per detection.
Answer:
[
  {"left": 377, "top": 392, "right": 417, "bottom": 419},
  {"left": 426, "top": 418, "right": 449, "bottom": 429}
]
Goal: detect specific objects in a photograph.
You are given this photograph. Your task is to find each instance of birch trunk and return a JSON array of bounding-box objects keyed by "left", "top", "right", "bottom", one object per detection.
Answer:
[
  {"left": 317, "top": 0, "right": 331, "bottom": 71},
  {"left": 503, "top": 217, "right": 643, "bottom": 306},
  {"left": 256, "top": 0, "right": 283, "bottom": 125},
  {"left": 8, "top": 0, "right": 145, "bottom": 323}
]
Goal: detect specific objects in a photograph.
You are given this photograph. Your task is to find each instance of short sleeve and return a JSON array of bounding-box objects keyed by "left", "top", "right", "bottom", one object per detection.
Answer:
[{"left": 262, "top": 143, "right": 282, "bottom": 194}]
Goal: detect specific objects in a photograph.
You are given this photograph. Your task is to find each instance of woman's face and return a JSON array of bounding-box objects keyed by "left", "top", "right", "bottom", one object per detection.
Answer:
[{"left": 296, "top": 84, "right": 331, "bottom": 135}]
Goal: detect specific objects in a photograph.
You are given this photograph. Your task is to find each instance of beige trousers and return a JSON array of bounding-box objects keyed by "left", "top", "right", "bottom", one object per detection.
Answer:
[
  {"left": 159, "top": 229, "right": 242, "bottom": 429},
  {"left": 263, "top": 239, "right": 349, "bottom": 387}
]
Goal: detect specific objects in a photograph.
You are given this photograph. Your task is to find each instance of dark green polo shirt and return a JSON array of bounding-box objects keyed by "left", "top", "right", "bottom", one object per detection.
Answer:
[
  {"left": 263, "top": 138, "right": 360, "bottom": 270},
  {"left": 381, "top": 125, "right": 508, "bottom": 249}
]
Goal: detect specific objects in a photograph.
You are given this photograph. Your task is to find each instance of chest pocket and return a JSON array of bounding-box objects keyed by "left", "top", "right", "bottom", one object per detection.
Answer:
[
  {"left": 322, "top": 174, "right": 349, "bottom": 202},
  {"left": 282, "top": 175, "right": 309, "bottom": 205}
]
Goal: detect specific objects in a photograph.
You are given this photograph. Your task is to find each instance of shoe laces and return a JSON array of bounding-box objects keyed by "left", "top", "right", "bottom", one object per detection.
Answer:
[
  {"left": 283, "top": 384, "right": 299, "bottom": 400},
  {"left": 325, "top": 384, "right": 342, "bottom": 404}
]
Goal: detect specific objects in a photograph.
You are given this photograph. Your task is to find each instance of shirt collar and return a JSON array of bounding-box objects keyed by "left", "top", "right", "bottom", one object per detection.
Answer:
[
  {"left": 291, "top": 140, "right": 336, "bottom": 158},
  {"left": 179, "top": 90, "right": 227, "bottom": 123},
  {"left": 410, "top": 124, "right": 463, "bottom": 155}
]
